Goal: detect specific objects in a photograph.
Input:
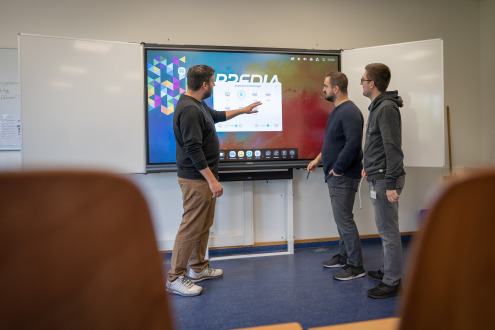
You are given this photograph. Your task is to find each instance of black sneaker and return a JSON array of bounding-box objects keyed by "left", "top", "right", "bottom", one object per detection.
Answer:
[
  {"left": 367, "top": 269, "right": 384, "bottom": 281},
  {"left": 367, "top": 280, "right": 402, "bottom": 299},
  {"left": 333, "top": 264, "right": 366, "bottom": 281},
  {"left": 322, "top": 254, "right": 346, "bottom": 268}
]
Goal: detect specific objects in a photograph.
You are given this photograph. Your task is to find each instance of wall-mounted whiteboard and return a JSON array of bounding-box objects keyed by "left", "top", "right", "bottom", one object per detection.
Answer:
[
  {"left": 343, "top": 39, "right": 444, "bottom": 167},
  {"left": 0, "top": 49, "right": 20, "bottom": 116},
  {"left": 0, "top": 48, "right": 21, "bottom": 151},
  {"left": 18, "top": 35, "right": 443, "bottom": 173},
  {"left": 19, "top": 34, "right": 145, "bottom": 173}
]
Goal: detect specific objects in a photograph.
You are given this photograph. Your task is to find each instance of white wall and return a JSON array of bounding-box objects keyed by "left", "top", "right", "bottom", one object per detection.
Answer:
[{"left": 1, "top": 0, "right": 492, "bottom": 249}]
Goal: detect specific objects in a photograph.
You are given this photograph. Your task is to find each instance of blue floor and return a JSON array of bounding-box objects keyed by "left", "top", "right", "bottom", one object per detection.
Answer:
[{"left": 163, "top": 239, "right": 410, "bottom": 330}]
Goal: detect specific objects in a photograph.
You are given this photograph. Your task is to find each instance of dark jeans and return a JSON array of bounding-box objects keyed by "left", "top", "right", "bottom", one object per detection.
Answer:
[
  {"left": 327, "top": 175, "right": 362, "bottom": 267},
  {"left": 368, "top": 175, "right": 406, "bottom": 285}
]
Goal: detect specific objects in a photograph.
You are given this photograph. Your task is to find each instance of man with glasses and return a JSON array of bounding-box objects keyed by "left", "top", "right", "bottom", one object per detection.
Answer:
[
  {"left": 361, "top": 63, "right": 406, "bottom": 299},
  {"left": 307, "top": 72, "right": 365, "bottom": 281}
]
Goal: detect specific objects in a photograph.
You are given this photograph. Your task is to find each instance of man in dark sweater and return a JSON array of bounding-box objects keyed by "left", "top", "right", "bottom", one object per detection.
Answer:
[
  {"left": 166, "top": 65, "right": 261, "bottom": 296},
  {"left": 361, "top": 63, "right": 405, "bottom": 299},
  {"left": 307, "top": 72, "right": 365, "bottom": 281}
]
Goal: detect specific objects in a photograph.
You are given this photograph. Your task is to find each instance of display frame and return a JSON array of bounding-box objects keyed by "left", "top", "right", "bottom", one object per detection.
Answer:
[{"left": 144, "top": 43, "right": 341, "bottom": 174}]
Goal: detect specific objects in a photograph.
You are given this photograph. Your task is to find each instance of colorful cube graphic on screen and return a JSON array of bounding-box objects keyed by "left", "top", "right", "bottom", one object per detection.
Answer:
[{"left": 147, "top": 56, "right": 186, "bottom": 115}]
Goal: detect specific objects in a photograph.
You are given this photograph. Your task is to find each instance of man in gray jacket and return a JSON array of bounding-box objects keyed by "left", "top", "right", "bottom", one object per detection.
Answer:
[{"left": 361, "top": 63, "right": 406, "bottom": 299}]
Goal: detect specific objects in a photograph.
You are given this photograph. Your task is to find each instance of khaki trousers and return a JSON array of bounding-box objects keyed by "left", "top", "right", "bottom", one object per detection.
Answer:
[{"left": 168, "top": 177, "right": 216, "bottom": 282}]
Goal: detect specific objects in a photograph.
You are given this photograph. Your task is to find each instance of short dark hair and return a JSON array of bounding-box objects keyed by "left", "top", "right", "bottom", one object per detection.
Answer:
[
  {"left": 187, "top": 65, "right": 215, "bottom": 91},
  {"left": 365, "top": 63, "right": 391, "bottom": 92},
  {"left": 325, "top": 72, "right": 348, "bottom": 94}
]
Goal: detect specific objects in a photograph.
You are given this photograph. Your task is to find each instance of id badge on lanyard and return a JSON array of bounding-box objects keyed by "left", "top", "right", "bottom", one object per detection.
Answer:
[{"left": 370, "top": 182, "right": 377, "bottom": 199}]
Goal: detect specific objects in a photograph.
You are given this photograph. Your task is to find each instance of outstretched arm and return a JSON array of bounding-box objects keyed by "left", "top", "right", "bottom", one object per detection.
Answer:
[{"left": 225, "top": 101, "right": 262, "bottom": 120}]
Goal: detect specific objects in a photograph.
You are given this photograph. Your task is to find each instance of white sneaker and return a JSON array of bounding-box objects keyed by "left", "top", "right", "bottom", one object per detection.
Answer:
[
  {"left": 188, "top": 265, "right": 223, "bottom": 283},
  {"left": 166, "top": 275, "right": 202, "bottom": 296}
]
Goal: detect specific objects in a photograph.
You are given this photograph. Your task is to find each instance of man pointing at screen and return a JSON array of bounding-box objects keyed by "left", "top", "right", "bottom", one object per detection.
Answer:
[{"left": 166, "top": 65, "right": 261, "bottom": 296}]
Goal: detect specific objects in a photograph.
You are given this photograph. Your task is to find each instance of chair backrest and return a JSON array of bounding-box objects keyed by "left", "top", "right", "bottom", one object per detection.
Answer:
[
  {"left": 399, "top": 168, "right": 495, "bottom": 330},
  {"left": 0, "top": 171, "right": 173, "bottom": 330}
]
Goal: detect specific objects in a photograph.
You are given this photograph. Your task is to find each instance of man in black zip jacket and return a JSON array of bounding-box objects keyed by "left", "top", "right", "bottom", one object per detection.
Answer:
[
  {"left": 361, "top": 63, "right": 406, "bottom": 299},
  {"left": 307, "top": 72, "right": 365, "bottom": 281},
  {"left": 166, "top": 65, "right": 261, "bottom": 297}
]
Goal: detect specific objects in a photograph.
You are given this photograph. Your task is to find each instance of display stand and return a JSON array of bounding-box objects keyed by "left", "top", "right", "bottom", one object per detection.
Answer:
[{"left": 209, "top": 179, "right": 294, "bottom": 260}]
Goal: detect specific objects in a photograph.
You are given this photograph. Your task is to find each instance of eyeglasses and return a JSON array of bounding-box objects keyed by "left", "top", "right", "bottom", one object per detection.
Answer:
[{"left": 360, "top": 78, "right": 372, "bottom": 83}]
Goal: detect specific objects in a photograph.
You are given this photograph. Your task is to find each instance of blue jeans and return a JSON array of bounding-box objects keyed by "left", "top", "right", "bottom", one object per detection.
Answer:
[
  {"left": 327, "top": 175, "right": 362, "bottom": 267},
  {"left": 368, "top": 175, "right": 406, "bottom": 285}
]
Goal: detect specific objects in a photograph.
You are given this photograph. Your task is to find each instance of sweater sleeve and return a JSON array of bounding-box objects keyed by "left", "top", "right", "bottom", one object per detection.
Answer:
[
  {"left": 178, "top": 106, "right": 208, "bottom": 171},
  {"left": 332, "top": 109, "right": 363, "bottom": 175},
  {"left": 203, "top": 102, "right": 227, "bottom": 123},
  {"left": 377, "top": 105, "right": 404, "bottom": 189}
]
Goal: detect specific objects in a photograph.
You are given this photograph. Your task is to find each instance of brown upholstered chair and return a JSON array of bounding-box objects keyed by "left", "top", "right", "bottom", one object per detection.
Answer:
[
  {"left": 0, "top": 171, "right": 173, "bottom": 329},
  {"left": 399, "top": 168, "right": 495, "bottom": 330}
]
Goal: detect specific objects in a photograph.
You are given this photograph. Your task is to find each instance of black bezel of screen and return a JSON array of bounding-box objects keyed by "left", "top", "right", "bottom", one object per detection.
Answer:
[{"left": 143, "top": 43, "right": 341, "bottom": 173}]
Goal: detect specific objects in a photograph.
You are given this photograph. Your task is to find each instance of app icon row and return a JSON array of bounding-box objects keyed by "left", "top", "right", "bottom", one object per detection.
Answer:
[{"left": 219, "top": 149, "right": 298, "bottom": 160}]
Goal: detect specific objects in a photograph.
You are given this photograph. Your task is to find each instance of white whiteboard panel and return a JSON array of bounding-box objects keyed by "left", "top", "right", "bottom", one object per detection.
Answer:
[
  {"left": 0, "top": 48, "right": 20, "bottom": 116},
  {"left": 0, "top": 48, "right": 22, "bottom": 151},
  {"left": 19, "top": 34, "right": 145, "bottom": 173},
  {"left": 343, "top": 39, "right": 445, "bottom": 167}
]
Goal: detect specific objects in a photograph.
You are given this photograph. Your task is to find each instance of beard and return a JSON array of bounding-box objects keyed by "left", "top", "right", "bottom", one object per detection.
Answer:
[
  {"left": 325, "top": 93, "right": 335, "bottom": 102},
  {"left": 203, "top": 87, "right": 213, "bottom": 100},
  {"left": 203, "top": 88, "right": 212, "bottom": 100}
]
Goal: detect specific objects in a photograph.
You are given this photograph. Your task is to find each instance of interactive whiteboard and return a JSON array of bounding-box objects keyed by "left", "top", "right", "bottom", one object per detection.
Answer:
[
  {"left": 19, "top": 34, "right": 145, "bottom": 173},
  {"left": 343, "top": 39, "right": 444, "bottom": 167}
]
